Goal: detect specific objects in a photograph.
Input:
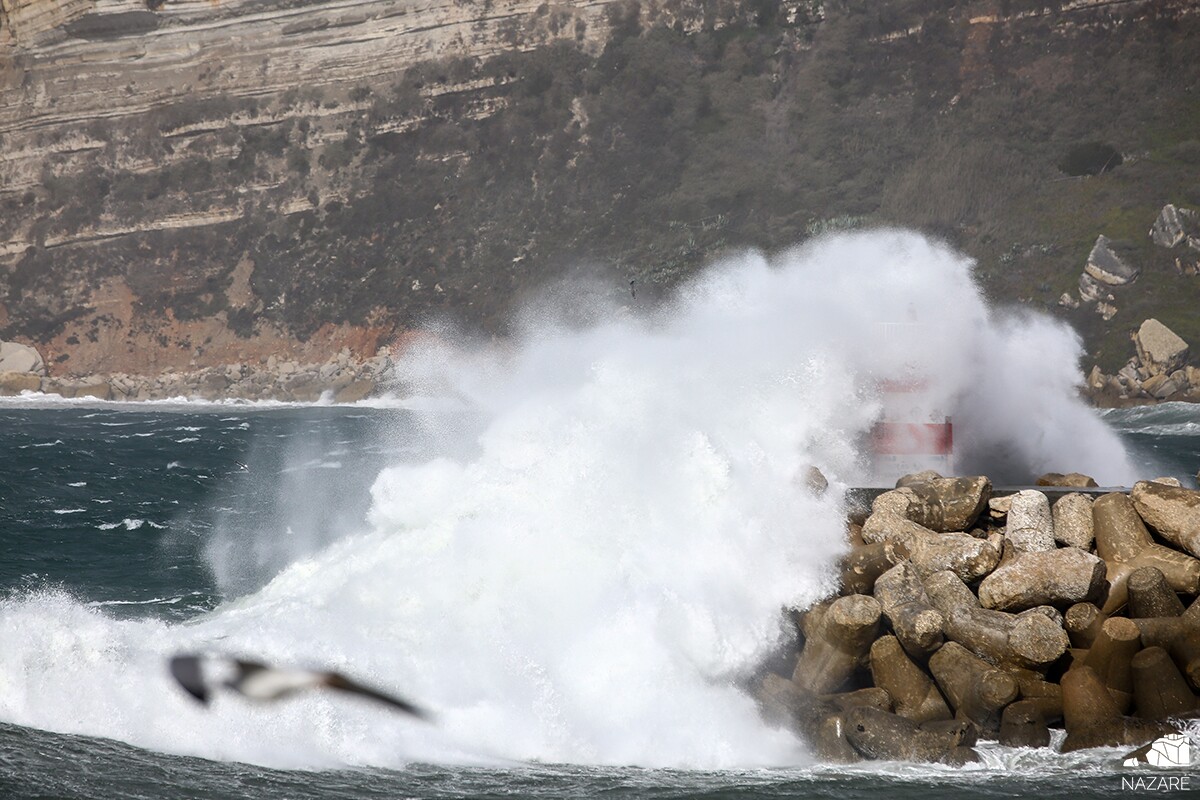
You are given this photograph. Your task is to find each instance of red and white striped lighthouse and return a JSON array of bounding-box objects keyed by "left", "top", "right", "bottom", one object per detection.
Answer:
[{"left": 869, "top": 323, "right": 954, "bottom": 482}]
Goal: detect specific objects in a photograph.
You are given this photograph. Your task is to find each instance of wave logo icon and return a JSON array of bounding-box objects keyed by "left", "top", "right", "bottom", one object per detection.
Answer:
[{"left": 1122, "top": 732, "right": 1192, "bottom": 768}]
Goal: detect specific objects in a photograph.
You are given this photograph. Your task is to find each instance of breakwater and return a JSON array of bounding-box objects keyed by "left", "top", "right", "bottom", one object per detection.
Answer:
[{"left": 758, "top": 472, "right": 1200, "bottom": 763}]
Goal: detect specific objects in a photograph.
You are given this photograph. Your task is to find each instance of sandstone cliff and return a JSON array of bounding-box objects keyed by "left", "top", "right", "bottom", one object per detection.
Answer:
[{"left": 2, "top": 0, "right": 1199, "bottom": 380}]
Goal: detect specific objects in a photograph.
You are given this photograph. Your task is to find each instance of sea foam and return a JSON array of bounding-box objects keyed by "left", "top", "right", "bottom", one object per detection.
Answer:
[{"left": 0, "top": 231, "right": 1135, "bottom": 769}]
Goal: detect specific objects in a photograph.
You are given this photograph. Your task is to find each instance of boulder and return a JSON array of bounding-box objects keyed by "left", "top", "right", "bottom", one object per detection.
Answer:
[
  {"left": 1141, "top": 373, "right": 1180, "bottom": 400},
  {"left": 1096, "top": 301, "right": 1118, "bottom": 321},
  {"left": 1135, "top": 319, "right": 1189, "bottom": 377},
  {"left": 0, "top": 371, "right": 42, "bottom": 395},
  {"left": 1078, "top": 272, "right": 1108, "bottom": 303},
  {"left": 0, "top": 341, "right": 46, "bottom": 375},
  {"left": 334, "top": 380, "right": 375, "bottom": 403},
  {"left": 1058, "top": 292, "right": 1079, "bottom": 309},
  {"left": 1085, "top": 235, "right": 1140, "bottom": 286},
  {"left": 70, "top": 377, "right": 112, "bottom": 400},
  {"left": 1149, "top": 204, "right": 1200, "bottom": 249}
]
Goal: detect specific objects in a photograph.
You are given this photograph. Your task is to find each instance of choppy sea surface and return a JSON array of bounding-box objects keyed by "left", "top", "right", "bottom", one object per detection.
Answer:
[
  {"left": 2, "top": 230, "right": 1198, "bottom": 799},
  {"left": 0, "top": 399, "right": 1195, "bottom": 799}
]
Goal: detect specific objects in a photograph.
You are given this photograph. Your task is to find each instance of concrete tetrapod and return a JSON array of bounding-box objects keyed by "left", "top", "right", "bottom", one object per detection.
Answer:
[
  {"left": 862, "top": 512, "right": 1000, "bottom": 582},
  {"left": 925, "top": 571, "right": 1069, "bottom": 670},
  {"left": 1006, "top": 490, "right": 1056, "bottom": 552},
  {"left": 873, "top": 561, "right": 945, "bottom": 657},
  {"left": 1052, "top": 493, "right": 1095, "bottom": 550},
  {"left": 977, "top": 547, "right": 1107, "bottom": 612},
  {"left": 755, "top": 674, "right": 859, "bottom": 763},
  {"left": 869, "top": 635, "right": 952, "bottom": 724},
  {"left": 792, "top": 594, "right": 882, "bottom": 694},
  {"left": 1129, "top": 597, "right": 1200, "bottom": 690},
  {"left": 843, "top": 706, "right": 980, "bottom": 765},
  {"left": 838, "top": 542, "right": 895, "bottom": 596},
  {"left": 1126, "top": 566, "right": 1187, "bottom": 618},
  {"left": 895, "top": 475, "right": 992, "bottom": 533},
  {"left": 929, "top": 641, "right": 1020, "bottom": 735},
  {"left": 1130, "top": 646, "right": 1200, "bottom": 721},
  {"left": 1060, "top": 666, "right": 1175, "bottom": 753},
  {"left": 999, "top": 699, "right": 1051, "bottom": 748},
  {"left": 1092, "top": 493, "right": 1200, "bottom": 614},
  {"left": 1082, "top": 616, "right": 1142, "bottom": 713},
  {"left": 1002, "top": 668, "right": 1064, "bottom": 724},
  {"left": 1130, "top": 480, "right": 1200, "bottom": 558},
  {"left": 1065, "top": 603, "right": 1108, "bottom": 649}
]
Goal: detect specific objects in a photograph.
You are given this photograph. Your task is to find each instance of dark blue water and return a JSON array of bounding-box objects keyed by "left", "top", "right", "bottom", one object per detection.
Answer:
[{"left": 0, "top": 399, "right": 1196, "bottom": 799}]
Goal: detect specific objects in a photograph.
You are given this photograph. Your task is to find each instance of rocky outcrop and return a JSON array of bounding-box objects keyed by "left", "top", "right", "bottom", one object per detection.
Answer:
[
  {"left": 1135, "top": 319, "right": 1189, "bottom": 377},
  {"left": 1150, "top": 204, "right": 1200, "bottom": 250},
  {"left": 0, "top": 339, "right": 45, "bottom": 374},
  {"left": 1150, "top": 203, "right": 1200, "bottom": 274},
  {"left": 1085, "top": 235, "right": 1140, "bottom": 286}
]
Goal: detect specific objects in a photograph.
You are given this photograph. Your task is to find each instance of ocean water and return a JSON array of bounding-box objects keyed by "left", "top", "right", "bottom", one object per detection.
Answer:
[{"left": 1, "top": 233, "right": 1197, "bottom": 797}]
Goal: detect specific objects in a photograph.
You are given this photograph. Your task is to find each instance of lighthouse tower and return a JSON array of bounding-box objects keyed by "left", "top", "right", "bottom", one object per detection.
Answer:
[{"left": 869, "top": 321, "right": 954, "bottom": 483}]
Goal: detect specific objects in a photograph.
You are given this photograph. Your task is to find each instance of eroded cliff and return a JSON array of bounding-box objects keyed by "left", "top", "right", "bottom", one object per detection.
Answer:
[{"left": 2, "top": 0, "right": 1199, "bottom": 379}]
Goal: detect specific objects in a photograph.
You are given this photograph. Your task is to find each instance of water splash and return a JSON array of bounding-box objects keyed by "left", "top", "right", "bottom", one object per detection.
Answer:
[{"left": 0, "top": 231, "right": 1135, "bottom": 769}]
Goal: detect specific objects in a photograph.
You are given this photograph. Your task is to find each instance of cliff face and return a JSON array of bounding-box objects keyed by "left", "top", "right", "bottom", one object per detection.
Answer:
[{"left": 2, "top": 0, "right": 1199, "bottom": 377}]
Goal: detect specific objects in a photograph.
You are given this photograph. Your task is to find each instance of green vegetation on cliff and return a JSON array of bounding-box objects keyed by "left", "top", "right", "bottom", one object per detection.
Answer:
[{"left": 3, "top": 0, "right": 1199, "bottom": 370}]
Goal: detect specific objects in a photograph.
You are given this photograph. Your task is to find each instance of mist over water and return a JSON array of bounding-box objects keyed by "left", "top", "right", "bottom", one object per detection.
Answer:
[{"left": 0, "top": 231, "right": 1136, "bottom": 770}]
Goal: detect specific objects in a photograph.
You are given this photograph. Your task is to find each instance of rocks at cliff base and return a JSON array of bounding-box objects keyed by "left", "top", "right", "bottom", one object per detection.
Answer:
[
  {"left": 762, "top": 472, "right": 1200, "bottom": 763},
  {"left": 1135, "top": 319, "right": 1189, "bottom": 377},
  {"left": 0, "top": 349, "right": 395, "bottom": 403},
  {"left": 1150, "top": 204, "right": 1200, "bottom": 250},
  {"left": 0, "top": 371, "right": 43, "bottom": 395},
  {"left": 1087, "top": 318, "right": 1197, "bottom": 405},
  {"left": 0, "top": 341, "right": 46, "bottom": 376},
  {"left": 1086, "top": 235, "right": 1140, "bottom": 286}
]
